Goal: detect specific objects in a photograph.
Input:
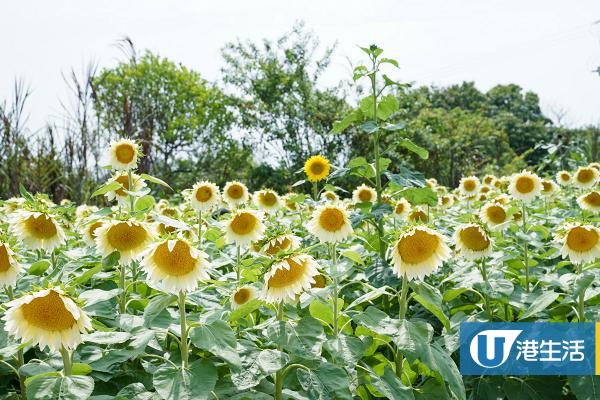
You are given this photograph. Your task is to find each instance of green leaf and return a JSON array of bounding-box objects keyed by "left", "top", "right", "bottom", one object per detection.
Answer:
[
  {"left": 229, "top": 299, "right": 262, "bottom": 322},
  {"left": 231, "top": 347, "right": 289, "bottom": 390},
  {"left": 377, "top": 94, "right": 399, "bottom": 120},
  {"left": 519, "top": 291, "right": 559, "bottom": 320},
  {"left": 399, "top": 187, "right": 437, "bottom": 206},
  {"left": 143, "top": 293, "right": 176, "bottom": 327},
  {"left": 28, "top": 260, "right": 51, "bottom": 276},
  {"left": 410, "top": 281, "right": 450, "bottom": 330},
  {"left": 324, "top": 334, "right": 371, "bottom": 365},
  {"left": 297, "top": 362, "right": 353, "bottom": 400},
  {"left": 568, "top": 376, "right": 600, "bottom": 400},
  {"left": 368, "top": 366, "right": 415, "bottom": 400},
  {"left": 70, "top": 363, "right": 92, "bottom": 376},
  {"left": 399, "top": 138, "right": 429, "bottom": 159},
  {"left": 267, "top": 317, "right": 326, "bottom": 360},
  {"left": 19, "top": 183, "right": 34, "bottom": 202},
  {"left": 26, "top": 375, "right": 94, "bottom": 400},
  {"left": 134, "top": 195, "right": 155, "bottom": 212},
  {"left": 153, "top": 359, "right": 217, "bottom": 400},
  {"left": 140, "top": 173, "right": 173, "bottom": 190},
  {"left": 82, "top": 331, "right": 131, "bottom": 345},
  {"left": 90, "top": 181, "right": 122, "bottom": 198},
  {"left": 359, "top": 121, "right": 379, "bottom": 134},
  {"left": 330, "top": 111, "right": 358, "bottom": 134},
  {"left": 189, "top": 320, "right": 241, "bottom": 369},
  {"left": 379, "top": 58, "right": 400, "bottom": 68},
  {"left": 385, "top": 167, "right": 426, "bottom": 188}
]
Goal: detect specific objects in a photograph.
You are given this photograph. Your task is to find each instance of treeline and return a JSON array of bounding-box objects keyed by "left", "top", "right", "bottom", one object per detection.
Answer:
[{"left": 1, "top": 24, "right": 597, "bottom": 203}]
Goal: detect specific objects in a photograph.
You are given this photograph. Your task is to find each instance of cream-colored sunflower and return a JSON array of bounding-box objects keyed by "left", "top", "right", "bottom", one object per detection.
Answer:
[
  {"left": 574, "top": 167, "right": 599, "bottom": 189},
  {"left": 454, "top": 223, "right": 493, "bottom": 260},
  {"left": 480, "top": 186, "right": 491, "bottom": 194},
  {"left": 261, "top": 234, "right": 301, "bottom": 256},
  {"left": 263, "top": 254, "right": 319, "bottom": 303},
  {"left": 75, "top": 205, "right": 99, "bottom": 223},
  {"left": 425, "top": 178, "right": 438, "bottom": 188},
  {"left": 459, "top": 176, "right": 480, "bottom": 197},
  {"left": 408, "top": 208, "right": 429, "bottom": 224},
  {"left": 231, "top": 286, "right": 256, "bottom": 309},
  {"left": 390, "top": 226, "right": 450, "bottom": 280},
  {"left": 438, "top": 194, "right": 454, "bottom": 209},
  {"left": 141, "top": 238, "right": 210, "bottom": 293},
  {"left": 11, "top": 211, "right": 66, "bottom": 251},
  {"left": 352, "top": 184, "right": 377, "bottom": 204},
  {"left": 508, "top": 170, "right": 542, "bottom": 202},
  {"left": 104, "top": 172, "right": 147, "bottom": 205},
  {"left": 224, "top": 210, "right": 265, "bottom": 246},
  {"left": 81, "top": 220, "right": 105, "bottom": 247},
  {"left": 253, "top": 189, "right": 282, "bottom": 212},
  {"left": 304, "top": 155, "right": 330, "bottom": 183},
  {"left": 556, "top": 224, "right": 600, "bottom": 265},
  {"left": 222, "top": 181, "right": 249, "bottom": 207},
  {"left": 589, "top": 162, "right": 600, "bottom": 171},
  {"left": 494, "top": 194, "right": 510, "bottom": 205},
  {"left": 577, "top": 191, "right": 600, "bottom": 213},
  {"left": 306, "top": 204, "right": 353, "bottom": 243},
  {"left": 4, "top": 288, "right": 92, "bottom": 351},
  {"left": 104, "top": 138, "right": 139, "bottom": 170},
  {"left": 94, "top": 220, "right": 153, "bottom": 265},
  {"left": 541, "top": 179, "right": 559, "bottom": 197},
  {"left": 190, "top": 181, "right": 221, "bottom": 211},
  {"left": 0, "top": 243, "right": 20, "bottom": 288},
  {"left": 482, "top": 174, "right": 496, "bottom": 187},
  {"left": 393, "top": 198, "right": 412, "bottom": 220},
  {"left": 321, "top": 191, "right": 339, "bottom": 202},
  {"left": 480, "top": 202, "right": 510, "bottom": 231},
  {"left": 556, "top": 170, "right": 572, "bottom": 186}
]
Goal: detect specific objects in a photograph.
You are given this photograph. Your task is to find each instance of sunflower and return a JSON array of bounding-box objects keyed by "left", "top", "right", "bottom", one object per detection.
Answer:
[
  {"left": 590, "top": 162, "right": 600, "bottom": 171},
  {"left": 577, "top": 191, "right": 600, "bottom": 213},
  {"left": 408, "top": 208, "right": 429, "bottom": 223},
  {"left": 142, "top": 238, "right": 210, "bottom": 293},
  {"left": 75, "top": 204, "right": 99, "bottom": 223},
  {"left": 222, "top": 181, "right": 249, "bottom": 207},
  {"left": 0, "top": 243, "right": 20, "bottom": 288},
  {"left": 190, "top": 181, "right": 220, "bottom": 211},
  {"left": 81, "top": 220, "right": 105, "bottom": 247},
  {"left": 231, "top": 286, "right": 256, "bottom": 309},
  {"left": 4, "top": 288, "right": 92, "bottom": 351},
  {"left": 459, "top": 176, "right": 480, "bottom": 197},
  {"left": 261, "top": 234, "right": 301, "bottom": 256},
  {"left": 306, "top": 204, "right": 353, "bottom": 243},
  {"left": 282, "top": 194, "right": 299, "bottom": 211},
  {"left": 224, "top": 210, "right": 265, "bottom": 246},
  {"left": 104, "top": 138, "right": 139, "bottom": 170},
  {"left": 480, "top": 202, "right": 509, "bottom": 231},
  {"left": 352, "top": 184, "right": 377, "bottom": 204},
  {"left": 11, "top": 211, "right": 66, "bottom": 251},
  {"left": 393, "top": 198, "right": 412, "bottom": 220},
  {"left": 439, "top": 194, "right": 454, "bottom": 209},
  {"left": 304, "top": 155, "right": 330, "bottom": 183},
  {"left": 263, "top": 254, "right": 319, "bottom": 303},
  {"left": 454, "top": 224, "right": 493, "bottom": 260},
  {"left": 494, "top": 194, "right": 510, "bottom": 205},
  {"left": 321, "top": 191, "right": 339, "bottom": 202},
  {"left": 95, "top": 220, "right": 153, "bottom": 265},
  {"left": 105, "top": 172, "right": 147, "bottom": 205},
  {"left": 390, "top": 226, "right": 450, "bottom": 280},
  {"left": 311, "top": 274, "right": 327, "bottom": 288},
  {"left": 482, "top": 174, "right": 496, "bottom": 186},
  {"left": 541, "top": 179, "right": 559, "bottom": 197},
  {"left": 556, "top": 170, "right": 572, "bottom": 186},
  {"left": 508, "top": 170, "right": 542, "bottom": 202},
  {"left": 556, "top": 224, "right": 600, "bottom": 265},
  {"left": 512, "top": 211, "right": 523, "bottom": 226},
  {"left": 480, "top": 186, "right": 491, "bottom": 194},
  {"left": 574, "top": 167, "right": 599, "bottom": 189},
  {"left": 254, "top": 189, "right": 281, "bottom": 212},
  {"left": 426, "top": 178, "right": 438, "bottom": 188}
]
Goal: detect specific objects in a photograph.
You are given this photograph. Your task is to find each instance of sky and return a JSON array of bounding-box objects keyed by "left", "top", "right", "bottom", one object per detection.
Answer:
[{"left": 2, "top": 0, "right": 600, "bottom": 129}]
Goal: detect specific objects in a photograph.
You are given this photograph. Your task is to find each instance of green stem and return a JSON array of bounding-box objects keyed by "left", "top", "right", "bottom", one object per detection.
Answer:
[
  {"left": 480, "top": 258, "right": 493, "bottom": 318},
  {"left": 236, "top": 245, "right": 241, "bottom": 284},
  {"left": 577, "top": 263, "right": 586, "bottom": 322},
  {"left": 198, "top": 211, "right": 203, "bottom": 249},
  {"left": 395, "top": 273, "right": 409, "bottom": 379},
  {"left": 6, "top": 286, "right": 26, "bottom": 398},
  {"left": 330, "top": 243, "right": 340, "bottom": 337},
  {"left": 521, "top": 202, "right": 530, "bottom": 292},
  {"left": 119, "top": 264, "right": 127, "bottom": 314},
  {"left": 60, "top": 346, "right": 72, "bottom": 376},
  {"left": 274, "top": 301, "right": 285, "bottom": 400},
  {"left": 178, "top": 290, "right": 189, "bottom": 368},
  {"left": 312, "top": 182, "right": 318, "bottom": 202},
  {"left": 128, "top": 169, "right": 135, "bottom": 212}
]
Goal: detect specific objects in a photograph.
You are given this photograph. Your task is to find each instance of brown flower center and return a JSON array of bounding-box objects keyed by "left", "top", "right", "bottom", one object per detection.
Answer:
[
  {"left": 152, "top": 241, "right": 197, "bottom": 276},
  {"left": 230, "top": 212, "right": 258, "bottom": 235},
  {"left": 459, "top": 226, "right": 490, "bottom": 251},
  {"left": 310, "top": 161, "right": 325, "bottom": 175},
  {"left": 583, "top": 192, "right": 600, "bottom": 207},
  {"left": 268, "top": 258, "right": 306, "bottom": 288},
  {"left": 515, "top": 177, "right": 534, "bottom": 193},
  {"left": 318, "top": 208, "right": 345, "bottom": 232},
  {"left": 233, "top": 288, "right": 252, "bottom": 305},
  {"left": 566, "top": 226, "right": 599, "bottom": 252},
  {"left": 397, "top": 229, "right": 439, "bottom": 264},
  {"left": 358, "top": 189, "right": 373, "bottom": 202},
  {"left": 264, "top": 237, "right": 292, "bottom": 255},
  {"left": 259, "top": 192, "right": 277, "bottom": 207},
  {"left": 0, "top": 244, "right": 11, "bottom": 272},
  {"left": 21, "top": 291, "right": 76, "bottom": 331},
  {"left": 463, "top": 180, "right": 476, "bottom": 191},
  {"left": 24, "top": 214, "right": 58, "bottom": 239},
  {"left": 227, "top": 184, "right": 244, "bottom": 199},
  {"left": 106, "top": 222, "right": 148, "bottom": 251},
  {"left": 115, "top": 143, "right": 135, "bottom": 164},
  {"left": 195, "top": 186, "right": 213, "bottom": 202},
  {"left": 486, "top": 205, "right": 507, "bottom": 224},
  {"left": 577, "top": 169, "right": 595, "bottom": 183}
]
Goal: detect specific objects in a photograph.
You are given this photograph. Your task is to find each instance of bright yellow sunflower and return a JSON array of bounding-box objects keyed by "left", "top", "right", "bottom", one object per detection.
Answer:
[{"left": 304, "top": 155, "right": 330, "bottom": 182}]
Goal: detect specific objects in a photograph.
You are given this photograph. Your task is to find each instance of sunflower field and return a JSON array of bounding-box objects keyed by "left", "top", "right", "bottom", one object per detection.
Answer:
[{"left": 0, "top": 45, "right": 599, "bottom": 400}]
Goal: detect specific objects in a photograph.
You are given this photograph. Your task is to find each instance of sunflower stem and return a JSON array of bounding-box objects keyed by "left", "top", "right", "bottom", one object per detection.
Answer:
[
  {"left": 119, "top": 264, "right": 127, "bottom": 314},
  {"left": 128, "top": 169, "right": 135, "bottom": 213},
  {"left": 312, "top": 182, "right": 318, "bottom": 202},
  {"left": 60, "top": 346, "right": 72, "bottom": 376},
  {"left": 521, "top": 201, "right": 530, "bottom": 292},
  {"left": 178, "top": 290, "right": 189, "bottom": 369},
  {"left": 330, "top": 243, "right": 340, "bottom": 337},
  {"left": 577, "top": 263, "right": 586, "bottom": 322},
  {"left": 479, "top": 258, "right": 493, "bottom": 319},
  {"left": 236, "top": 245, "right": 241, "bottom": 285},
  {"left": 274, "top": 301, "right": 285, "bottom": 400},
  {"left": 198, "top": 210, "right": 203, "bottom": 250},
  {"left": 6, "top": 286, "right": 26, "bottom": 398},
  {"left": 395, "top": 273, "right": 409, "bottom": 379}
]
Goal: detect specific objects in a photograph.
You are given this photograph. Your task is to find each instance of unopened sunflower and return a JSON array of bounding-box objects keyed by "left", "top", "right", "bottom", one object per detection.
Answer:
[
  {"left": 573, "top": 167, "right": 599, "bottom": 189},
  {"left": 459, "top": 176, "right": 480, "bottom": 197},
  {"left": 231, "top": 286, "right": 256, "bottom": 309},
  {"left": 224, "top": 210, "right": 265, "bottom": 246},
  {"left": 263, "top": 254, "right": 319, "bottom": 303},
  {"left": 577, "top": 191, "right": 600, "bottom": 213},
  {"left": 105, "top": 172, "right": 147, "bottom": 205},
  {"left": 104, "top": 138, "right": 139, "bottom": 170},
  {"left": 393, "top": 198, "right": 412, "bottom": 220},
  {"left": 390, "top": 226, "right": 450, "bottom": 280},
  {"left": 304, "top": 155, "right": 330, "bottom": 182},
  {"left": 11, "top": 210, "right": 66, "bottom": 251},
  {"left": 190, "top": 181, "right": 220, "bottom": 211},
  {"left": 222, "top": 181, "right": 249, "bottom": 207},
  {"left": 556, "top": 224, "right": 600, "bottom": 265},
  {"left": 261, "top": 234, "right": 301, "bottom": 256},
  {"left": 307, "top": 204, "right": 353, "bottom": 243},
  {"left": 352, "top": 184, "right": 377, "bottom": 204},
  {"left": 454, "top": 224, "right": 493, "bottom": 260},
  {"left": 508, "top": 170, "right": 542, "bottom": 202},
  {"left": 254, "top": 189, "right": 281, "bottom": 212},
  {"left": 4, "top": 288, "right": 92, "bottom": 351},
  {"left": 480, "top": 202, "right": 510, "bottom": 231},
  {"left": 0, "top": 243, "right": 20, "bottom": 288},
  {"left": 556, "top": 170, "right": 572, "bottom": 186},
  {"left": 95, "top": 220, "right": 153, "bottom": 265},
  {"left": 142, "top": 238, "right": 210, "bottom": 293}
]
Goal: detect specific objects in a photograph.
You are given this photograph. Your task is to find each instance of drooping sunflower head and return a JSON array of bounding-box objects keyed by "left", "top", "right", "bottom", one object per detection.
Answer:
[
  {"left": 261, "top": 234, "right": 301, "bottom": 256},
  {"left": 508, "top": 170, "right": 542, "bottom": 202},
  {"left": 556, "top": 170, "right": 572, "bottom": 186},
  {"left": 574, "top": 167, "right": 599, "bottom": 188},
  {"left": 11, "top": 211, "right": 66, "bottom": 251},
  {"left": 408, "top": 208, "right": 429, "bottom": 224},
  {"left": 577, "top": 191, "right": 600, "bottom": 213},
  {"left": 95, "top": 220, "right": 153, "bottom": 265},
  {"left": 459, "top": 176, "right": 480, "bottom": 196},
  {"left": 105, "top": 138, "right": 139, "bottom": 171},
  {"left": 352, "top": 184, "right": 377, "bottom": 204},
  {"left": 454, "top": 223, "right": 493, "bottom": 260},
  {"left": 304, "top": 155, "right": 330, "bottom": 183},
  {"left": 541, "top": 179, "right": 559, "bottom": 197},
  {"left": 225, "top": 210, "right": 265, "bottom": 246},
  {"left": 307, "top": 204, "right": 353, "bottom": 243},
  {"left": 4, "top": 288, "right": 92, "bottom": 351},
  {"left": 190, "top": 181, "right": 220, "bottom": 211},
  {"left": 263, "top": 254, "right": 319, "bottom": 303},
  {"left": 390, "top": 226, "right": 450, "bottom": 280},
  {"left": 394, "top": 198, "right": 412, "bottom": 219},
  {"left": 231, "top": 286, "right": 256, "bottom": 309},
  {"left": 81, "top": 220, "right": 104, "bottom": 247},
  {"left": 0, "top": 243, "right": 20, "bottom": 288},
  {"left": 222, "top": 181, "right": 249, "bottom": 207},
  {"left": 254, "top": 189, "right": 281, "bottom": 212},
  {"left": 557, "top": 224, "right": 600, "bottom": 265},
  {"left": 142, "top": 238, "right": 209, "bottom": 293}
]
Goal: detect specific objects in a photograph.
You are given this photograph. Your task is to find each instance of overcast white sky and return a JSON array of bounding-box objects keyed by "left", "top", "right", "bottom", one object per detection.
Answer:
[{"left": 2, "top": 0, "right": 600, "bottom": 129}]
